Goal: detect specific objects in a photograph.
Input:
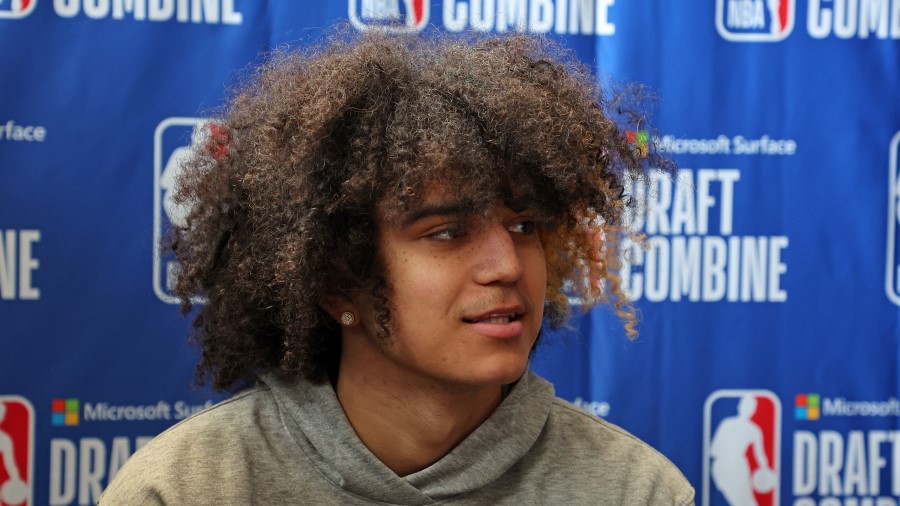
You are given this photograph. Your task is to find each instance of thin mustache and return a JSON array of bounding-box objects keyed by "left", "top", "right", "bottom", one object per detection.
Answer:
[{"left": 459, "top": 292, "right": 530, "bottom": 319}]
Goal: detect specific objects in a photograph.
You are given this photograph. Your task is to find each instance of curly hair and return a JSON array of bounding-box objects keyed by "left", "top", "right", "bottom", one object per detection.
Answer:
[{"left": 171, "top": 29, "right": 660, "bottom": 392}]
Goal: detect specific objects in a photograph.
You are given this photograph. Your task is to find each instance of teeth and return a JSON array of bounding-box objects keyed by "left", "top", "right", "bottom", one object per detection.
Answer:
[{"left": 472, "top": 313, "right": 516, "bottom": 324}]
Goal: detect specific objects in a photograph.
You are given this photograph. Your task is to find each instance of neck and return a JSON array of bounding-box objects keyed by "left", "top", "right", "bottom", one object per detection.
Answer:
[{"left": 335, "top": 353, "right": 502, "bottom": 476}]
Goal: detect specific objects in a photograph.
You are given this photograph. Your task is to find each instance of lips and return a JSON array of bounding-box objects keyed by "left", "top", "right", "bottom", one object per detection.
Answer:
[
  {"left": 463, "top": 312, "right": 519, "bottom": 324},
  {"left": 463, "top": 307, "right": 525, "bottom": 339}
]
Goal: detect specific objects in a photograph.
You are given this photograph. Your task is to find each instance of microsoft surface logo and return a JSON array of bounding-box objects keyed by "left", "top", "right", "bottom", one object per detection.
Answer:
[
  {"left": 795, "top": 393, "right": 820, "bottom": 420},
  {"left": 625, "top": 130, "right": 649, "bottom": 159},
  {"left": 52, "top": 398, "right": 80, "bottom": 426}
]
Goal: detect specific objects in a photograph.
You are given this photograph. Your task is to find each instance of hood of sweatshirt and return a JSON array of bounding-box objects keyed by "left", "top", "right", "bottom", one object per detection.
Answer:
[{"left": 260, "top": 369, "right": 554, "bottom": 505}]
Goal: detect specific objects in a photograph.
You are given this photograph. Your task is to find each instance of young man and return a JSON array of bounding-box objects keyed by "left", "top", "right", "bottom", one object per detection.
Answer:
[{"left": 101, "top": 32, "right": 694, "bottom": 504}]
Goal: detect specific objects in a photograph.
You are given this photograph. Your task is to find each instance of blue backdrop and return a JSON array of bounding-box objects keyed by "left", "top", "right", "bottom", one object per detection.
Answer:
[{"left": 2, "top": 1, "right": 899, "bottom": 505}]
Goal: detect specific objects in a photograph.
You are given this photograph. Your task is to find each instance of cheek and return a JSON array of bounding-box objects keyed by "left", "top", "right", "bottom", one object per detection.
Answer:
[
  {"left": 525, "top": 245, "right": 548, "bottom": 295},
  {"left": 389, "top": 253, "right": 458, "bottom": 309}
]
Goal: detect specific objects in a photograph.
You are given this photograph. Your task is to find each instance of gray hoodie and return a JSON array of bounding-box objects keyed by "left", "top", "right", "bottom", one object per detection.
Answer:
[{"left": 100, "top": 370, "right": 695, "bottom": 505}]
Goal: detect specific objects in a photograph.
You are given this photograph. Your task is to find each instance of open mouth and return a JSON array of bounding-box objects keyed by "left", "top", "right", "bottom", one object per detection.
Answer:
[{"left": 463, "top": 313, "right": 521, "bottom": 324}]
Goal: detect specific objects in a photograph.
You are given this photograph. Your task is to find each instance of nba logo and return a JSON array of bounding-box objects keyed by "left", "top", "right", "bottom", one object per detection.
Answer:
[
  {"left": 153, "top": 117, "right": 210, "bottom": 304},
  {"left": 0, "top": 396, "right": 34, "bottom": 506},
  {"left": 0, "top": 0, "right": 36, "bottom": 19},
  {"left": 703, "top": 390, "right": 781, "bottom": 506},
  {"left": 715, "top": 0, "right": 795, "bottom": 42},
  {"left": 886, "top": 130, "right": 900, "bottom": 305},
  {"left": 348, "top": 0, "right": 429, "bottom": 33}
]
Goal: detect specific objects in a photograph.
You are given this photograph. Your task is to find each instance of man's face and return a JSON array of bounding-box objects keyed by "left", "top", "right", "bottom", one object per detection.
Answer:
[{"left": 355, "top": 187, "right": 547, "bottom": 389}]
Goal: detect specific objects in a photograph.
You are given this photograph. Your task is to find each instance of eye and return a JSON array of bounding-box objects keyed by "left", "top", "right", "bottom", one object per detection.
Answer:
[
  {"left": 508, "top": 220, "right": 537, "bottom": 235},
  {"left": 427, "top": 224, "right": 467, "bottom": 241}
]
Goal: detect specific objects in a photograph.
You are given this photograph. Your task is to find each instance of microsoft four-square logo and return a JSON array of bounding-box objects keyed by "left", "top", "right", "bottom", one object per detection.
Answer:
[
  {"left": 794, "top": 393, "right": 819, "bottom": 420},
  {"left": 626, "top": 130, "right": 649, "bottom": 158},
  {"left": 51, "top": 399, "right": 79, "bottom": 426}
]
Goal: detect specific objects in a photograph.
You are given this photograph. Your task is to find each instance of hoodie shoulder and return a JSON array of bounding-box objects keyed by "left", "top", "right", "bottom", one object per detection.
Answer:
[
  {"left": 534, "top": 397, "right": 695, "bottom": 505},
  {"left": 99, "top": 387, "right": 287, "bottom": 505}
]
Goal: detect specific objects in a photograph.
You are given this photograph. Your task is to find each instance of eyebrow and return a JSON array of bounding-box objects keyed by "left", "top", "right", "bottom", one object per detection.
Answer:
[{"left": 401, "top": 199, "right": 476, "bottom": 226}]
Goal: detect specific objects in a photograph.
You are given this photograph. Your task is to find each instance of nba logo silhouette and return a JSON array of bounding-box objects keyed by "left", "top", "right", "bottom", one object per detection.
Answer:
[
  {"left": 703, "top": 390, "right": 781, "bottom": 506},
  {"left": 0, "top": 396, "right": 34, "bottom": 506},
  {"left": 715, "top": 0, "right": 795, "bottom": 41},
  {"left": 153, "top": 117, "right": 211, "bottom": 304},
  {"left": 348, "top": 0, "right": 429, "bottom": 33},
  {"left": 885, "top": 130, "right": 900, "bottom": 305},
  {"left": 0, "top": 0, "right": 36, "bottom": 19}
]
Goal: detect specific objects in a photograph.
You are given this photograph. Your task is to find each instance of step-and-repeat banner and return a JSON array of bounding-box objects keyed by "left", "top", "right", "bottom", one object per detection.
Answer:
[{"left": 2, "top": 1, "right": 899, "bottom": 505}]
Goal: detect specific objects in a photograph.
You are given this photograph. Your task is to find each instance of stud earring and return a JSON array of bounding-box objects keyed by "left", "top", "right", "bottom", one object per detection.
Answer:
[{"left": 340, "top": 311, "right": 355, "bottom": 326}]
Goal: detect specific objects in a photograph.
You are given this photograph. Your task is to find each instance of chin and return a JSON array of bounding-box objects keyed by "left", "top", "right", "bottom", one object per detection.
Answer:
[{"left": 477, "top": 356, "right": 530, "bottom": 386}]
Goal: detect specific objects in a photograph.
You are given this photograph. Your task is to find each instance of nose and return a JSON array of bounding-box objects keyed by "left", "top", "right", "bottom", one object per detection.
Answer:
[{"left": 472, "top": 222, "right": 524, "bottom": 285}]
